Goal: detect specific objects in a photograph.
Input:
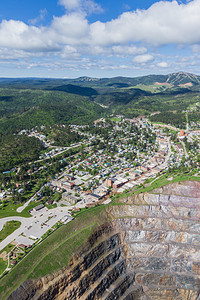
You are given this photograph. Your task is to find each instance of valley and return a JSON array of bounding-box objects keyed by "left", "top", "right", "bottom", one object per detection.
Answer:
[{"left": 1, "top": 72, "right": 200, "bottom": 299}]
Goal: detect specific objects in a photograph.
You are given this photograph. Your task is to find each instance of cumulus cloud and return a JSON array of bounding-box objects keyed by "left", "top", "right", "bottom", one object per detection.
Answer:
[
  {"left": 51, "top": 13, "right": 89, "bottom": 44},
  {"left": 59, "top": 0, "right": 81, "bottom": 11},
  {"left": 133, "top": 54, "right": 154, "bottom": 64},
  {"left": 1, "top": 0, "right": 200, "bottom": 53},
  {"left": 60, "top": 45, "right": 80, "bottom": 58},
  {"left": 90, "top": 0, "right": 200, "bottom": 46},
  {"left": 0, "top": 20, "right": 44, "bottom": 50},
  {"left": 157, "top": 62, "right": 169, "bottom": 68},
  {"left": 1, "top": 0, "right": 200, "bottom": 75},
  {"left": 59, "top": 0, "right": 103, "bottom": 14}
]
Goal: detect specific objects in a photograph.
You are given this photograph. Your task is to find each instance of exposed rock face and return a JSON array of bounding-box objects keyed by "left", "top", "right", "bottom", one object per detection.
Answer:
[{"left": 8, "top": 181, "right": 200, "bottom": 299}]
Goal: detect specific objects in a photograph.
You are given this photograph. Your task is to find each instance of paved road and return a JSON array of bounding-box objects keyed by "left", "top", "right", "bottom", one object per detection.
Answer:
[
  {"left": 0, "top": 216, "right": 34, "bottom": 251},
  {"left": 0, "top": 199, "right": 88, "bottom": 252},
  {"left": 16, "top": 185, "right": 45, "bottom": 213},
  {"left": 180, "top": 140, "right": 189, "bottom": 158},
  {"left": 153, "top": 123, "right": 179, "bottom": 132},
  {"left": 34, "top": 142, "right": 85, "bottom": 164}
]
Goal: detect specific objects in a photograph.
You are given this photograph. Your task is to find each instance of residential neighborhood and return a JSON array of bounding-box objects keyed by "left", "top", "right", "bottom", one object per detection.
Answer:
[{"left": 0, "top": 115, "right": 200, "bottom": 277}]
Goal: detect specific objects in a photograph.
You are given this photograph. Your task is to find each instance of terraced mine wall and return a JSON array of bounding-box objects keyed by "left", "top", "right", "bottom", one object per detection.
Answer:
[{"left": 8, "top": 181, "right": 200, "bottom": 299}]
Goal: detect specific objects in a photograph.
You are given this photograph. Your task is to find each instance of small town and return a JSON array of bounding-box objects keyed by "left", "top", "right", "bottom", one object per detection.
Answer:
[{"left": 0, "top": 115, "right": 200, "bottom": 277}]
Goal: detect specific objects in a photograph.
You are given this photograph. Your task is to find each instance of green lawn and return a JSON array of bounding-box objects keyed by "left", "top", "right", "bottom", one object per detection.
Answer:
[
  {"left": 0, "top": 244, "right": 15, "bottom": 256},
  {"left": 0, "top": 201, "right": 42, "bottom": 219},
  {"left": 46, "top": 203, "right": 57, "bottom": 210},
  {"left": 110, "top": 117, "right": 121, "bottom": 122},
  {"left": 0, "top": 221, "right": 21, "bottom": 242},
  {"left": 0, "top": 259, "right": 7, "bottom": 276}
]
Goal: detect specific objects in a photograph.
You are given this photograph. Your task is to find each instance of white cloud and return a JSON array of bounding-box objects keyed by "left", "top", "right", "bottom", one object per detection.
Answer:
[
  {"left": 0, "top": 0, "right": 200, "bottom": 53},
  {"left": 59, "top": 0, "right": 103, "bottom": 14},
  {"left": 1, "top": 0, "right": 200, "bottom": 76},
  {"left": 112, "top": 45, "right": 147, "bottom": 56},
  {"left": 0, "top": 20, "right": 40, "bottom": 50},
  {"left": 59, "top": 0, "right": 81, "bottom": 11},
  {"left": 60, "top": 45, "right": 80, "bottom": 58},
  {"left": 157, "top": 62, "right": 169, "bottom": 68},
  {"left": 83, "top": 0, "right": 103, "bottom": 14},
  {"left": 29, "top": 9, "right": 47, "bottom": 25},
  {"left": 0, "top": 48, "right": 42, "bottom": 60},
  {"left": 90, "top": 0, "right": 200, "bottom": 46},
  {"left": 133, "top": 54, "right": 154, "bottom": 64},
  {"left": 51, "top": 13, "right": 89, "bottom": 44}
]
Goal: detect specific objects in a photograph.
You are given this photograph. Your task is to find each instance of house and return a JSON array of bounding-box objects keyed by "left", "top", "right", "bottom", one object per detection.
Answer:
[
  {"left": 10, "top": 260, "right": 17, "bottom": 266},
  {"left": 179, "top": 130, "right": 188, "bottom": 139},
  {"left": 47, "top": 199, "right": 54, "bottom": 205},
  {"left": 18, "top": 244, "right": 26, "bottom": 249},
  {"left": 72, "top": 207, "right": 81, "bottom": 212},
  {"left": 177, "top": 144, "right": 183, "bottom": 150}
]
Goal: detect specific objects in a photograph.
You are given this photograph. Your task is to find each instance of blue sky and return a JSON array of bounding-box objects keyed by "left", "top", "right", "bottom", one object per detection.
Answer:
[{"left": 0, "top": 0, "right": 200, "bottom": 78}]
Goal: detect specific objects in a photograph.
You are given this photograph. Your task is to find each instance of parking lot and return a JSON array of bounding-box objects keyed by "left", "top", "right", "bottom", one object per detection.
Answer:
[{"left": 15, "top": 206, "right": 73, "bottom": 246}]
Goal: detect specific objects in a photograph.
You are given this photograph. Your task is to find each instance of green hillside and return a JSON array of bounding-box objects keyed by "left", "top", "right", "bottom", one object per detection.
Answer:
[
  {"left": 0, "top": 88, "right": 105, "bottom": 136},
  {"left": 0, "top": 71, "right": 200, "bottom": 136}
]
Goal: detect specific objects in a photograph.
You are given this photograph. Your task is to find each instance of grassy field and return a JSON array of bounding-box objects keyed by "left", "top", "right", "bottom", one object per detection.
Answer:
[
  {"left": 0, "top": 260, "right": 7, "bottom": 276},
  {"left": 110, "top": 117, "right": 121, "bottom": 122},
  {"left": 0, "top": 205, "right": 107, "bottom": 299},
  {"left": 0, "top": 221, "right": 21, "bottom": 242},
  {"left": 0, "top": 243, "right": 15, "bottom": 256},
  {"left": 124, "top": 84, "right": 162, "bottom": 93},
  {"left": 0, "top": 201, "right": 42, "bottom": 219},
  {"left": 112, "top": 174, "right": 200, "bottom": 205},
  {"left": 130, "top": 174, "right": 200, "bottom": 196}
]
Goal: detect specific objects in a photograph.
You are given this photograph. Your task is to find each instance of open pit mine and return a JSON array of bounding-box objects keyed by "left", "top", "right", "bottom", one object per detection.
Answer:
[{"left": 8, "top": 181, "right": 200, "bottom": 300}]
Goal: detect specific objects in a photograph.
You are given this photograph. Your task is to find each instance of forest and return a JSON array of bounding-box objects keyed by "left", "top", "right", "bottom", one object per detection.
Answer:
[
  {"left": 0, "top": 71, "right": 200, "bottom": 172},
  {"left": 0, "top": 135, "right": 44, "bottom": 173}
]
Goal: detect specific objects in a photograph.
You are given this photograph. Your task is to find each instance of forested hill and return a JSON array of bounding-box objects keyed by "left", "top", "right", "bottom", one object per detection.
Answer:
[
  {"left": 0, "top": 89, "right": 105, "bottom": 136},
  {"left": 0, "top": 71, "right": 200, "bottom": 89},
  {"left": 0, "top": 71, "right": 200, "bottom": 138},
  {"left": 0, "top": 71, "right": 200, "bottom": 172}
]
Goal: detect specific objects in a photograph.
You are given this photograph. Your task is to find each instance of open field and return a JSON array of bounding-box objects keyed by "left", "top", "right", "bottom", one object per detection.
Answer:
[
  {"left": 0, "top": 221, "right": 21, "bottom": 242},
  {"left": 0, "top": 201, "right": 42, "bottom": 219}
]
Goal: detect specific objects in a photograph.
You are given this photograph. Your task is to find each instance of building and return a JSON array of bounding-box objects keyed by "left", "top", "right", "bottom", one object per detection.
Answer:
[
  {"left": 62, "top": 192, "right": 78, "bottom": 204},
  {"left": 179, "top": 130, "right": 188, "bottom": 139},
  {"left": 64, "top": 174, "right": 74, "bottom": 181},
  {"left": 10, "top": 260, "right": 16, "bottom": 266},
  {"left": 105, "top": 177, "right": 117, "bottom": 187},
  {"left": 32, "top": 204, "right": 45, "bottom": 212},
  {"left": 62, "top": 181, "right": 75, "bottom": 190}
]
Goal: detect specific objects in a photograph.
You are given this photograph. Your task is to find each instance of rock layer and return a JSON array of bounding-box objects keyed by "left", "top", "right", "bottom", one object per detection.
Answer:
[{"left": 8, "top": 181, "right": 200, "bottom": 299}]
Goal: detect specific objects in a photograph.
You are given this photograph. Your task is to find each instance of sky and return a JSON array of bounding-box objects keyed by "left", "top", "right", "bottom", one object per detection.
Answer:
[{"left": 0, "top": 0, "right": 200, "bottom": 78}]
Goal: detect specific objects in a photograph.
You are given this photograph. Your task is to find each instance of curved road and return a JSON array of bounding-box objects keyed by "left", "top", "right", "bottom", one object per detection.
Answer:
[{"left": 0, "top": 216, "right": 34, "bottom": 251}]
